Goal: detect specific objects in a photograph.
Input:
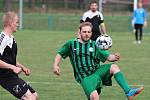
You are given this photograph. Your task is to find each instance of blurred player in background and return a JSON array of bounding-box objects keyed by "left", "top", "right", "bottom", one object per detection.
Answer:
[
  {"left": 53, "top": 22, "right": 143, "bottom": 100},
  {"left": 0, "top": 11, "right": 38, "bottom": 100},
  {"left": 132, "top": 1, "right": 147, "bottom": 44},
  {"left": 80, "top": 0, "right": 107, "bottom": 41}
]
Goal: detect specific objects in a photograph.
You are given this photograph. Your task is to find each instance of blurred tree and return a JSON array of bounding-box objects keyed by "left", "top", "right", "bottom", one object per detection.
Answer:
[
  {"left": 41, "top": 0, "right": 46, "bottom": 13},
  {"left": 28, "top": 0, "right": 32, "bottom": 8},
  {"left": 78, "top": 0, "right": 85, "bottom": 9},
  {"left": 64, "top": 0, "right": 68, "bottom": 9},
  {"left": 42, "top": 0, "right": 46, "bottom": 4},
  {"left": 28, "top": 0, "right": 35, "bottom": 10}
]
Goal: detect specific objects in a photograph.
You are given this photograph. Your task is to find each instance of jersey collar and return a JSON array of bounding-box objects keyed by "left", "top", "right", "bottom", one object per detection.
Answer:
[{"left": 1, "top": 31, "right": 14, "bottom": 39}]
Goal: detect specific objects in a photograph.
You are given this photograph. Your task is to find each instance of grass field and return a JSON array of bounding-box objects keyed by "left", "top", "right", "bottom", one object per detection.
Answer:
[
  {"left": 0, "top": 30, "right": 150, "bottom": 100},
  {"left": 0, "top": 13, "right": 150, "bottom": 33}
]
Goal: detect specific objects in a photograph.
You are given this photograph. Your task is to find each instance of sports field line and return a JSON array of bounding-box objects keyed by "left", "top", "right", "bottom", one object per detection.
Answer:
[{"left": 28, "top": 81, "right": 146, "bottom": 87}]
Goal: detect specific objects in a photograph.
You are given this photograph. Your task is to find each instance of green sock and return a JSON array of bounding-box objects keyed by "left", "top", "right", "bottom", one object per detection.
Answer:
[{"left": 114, "top": 72, "right": 130, "bottom": 93}]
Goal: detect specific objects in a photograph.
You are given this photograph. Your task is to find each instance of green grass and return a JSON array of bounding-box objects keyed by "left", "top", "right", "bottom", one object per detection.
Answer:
[
  {"left": 0, "top": 30, "right": 150, "bottom": 100},
  {"left": 0, "top": 13, "right": 150, "bottom": 33}
]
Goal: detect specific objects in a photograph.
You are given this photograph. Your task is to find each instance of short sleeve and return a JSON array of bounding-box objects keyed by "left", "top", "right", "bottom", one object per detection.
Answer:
[
  {"left": 99, "top": 12, "right": 104, "bottom": 23},
  {"left": 99, "top": 12, "right": 104, "bottom": 21},
  {"left": 81, "top": 12, "right": 87, "bottom": 22},
  {"left": 58, "top": 40, "right": 72, "bottom": 59},
  {"left": 0, "top": 35, "right": 7, "bottom": 57}
]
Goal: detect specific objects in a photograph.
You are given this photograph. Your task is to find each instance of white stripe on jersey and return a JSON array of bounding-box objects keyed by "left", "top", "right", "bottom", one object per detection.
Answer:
[
  {"left": 0, "top": 32, "right": 14, "bottom": 55},
  {"left": 81, "top": 10, "right": 104, "bottom": 21}
]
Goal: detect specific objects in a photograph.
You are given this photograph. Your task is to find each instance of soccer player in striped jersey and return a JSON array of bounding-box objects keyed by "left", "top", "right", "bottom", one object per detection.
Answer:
[
  {"left": 80, "top": 0, "right": 107, "bottom": 41},
  {"left": 0, "top": 11, "right": 38, "bottom": 100},
  {"left": 53, "top": 22, "right": 143, "bottom": 100}
]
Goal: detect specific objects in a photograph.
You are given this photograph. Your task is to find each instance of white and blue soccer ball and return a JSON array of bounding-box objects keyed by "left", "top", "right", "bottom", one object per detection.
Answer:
[{"left": 96, "top": 35, "right": 112, "bottom": 50}]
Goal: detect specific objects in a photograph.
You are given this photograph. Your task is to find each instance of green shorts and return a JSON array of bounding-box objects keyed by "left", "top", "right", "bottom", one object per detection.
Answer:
[{"left": 80, "top": 64, "right": 112, "bottom": 97}]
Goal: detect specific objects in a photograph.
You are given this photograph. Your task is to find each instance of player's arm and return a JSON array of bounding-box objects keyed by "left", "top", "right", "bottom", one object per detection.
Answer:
[
  {"left": 144, "top": 20, "right": 147, "bottom": 27},
  {"left": 132, "top": 11, "right": 136, "bottom": 27},
  {"left": 100, "top": 22, "right": 107, "bottom": 35},
  {"left": 53, "top": 54, "right": 62, "bottom": 76},
  {"left": 0, "top": 39, "right": 21, "bottom": 74},
  {"left": 53, "top": 41, "right": 71, "bottom": 76},
  {"left": 107, "top": 53, "right": 120, "bottom": 62},
  {"left": 99, "top": 13, "right": 107, "bottom": 35},
  {"left": 0, "top": 59, "right": 21, "bottom": 74},
  {"left": 144, "top": 10, "right": 147, "bottom": 27},
  {"left": 0, "top": 41, "right": 21, "bottom": 74},
  {"left": 16, "top": 61, "right": 30, "bottom": 76}
]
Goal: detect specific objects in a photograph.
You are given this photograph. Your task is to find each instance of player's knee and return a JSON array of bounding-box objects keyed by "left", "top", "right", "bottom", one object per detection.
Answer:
[
  {"left": 33, "top": 92, "right": 39, "bottom": 100},
  {"left": 110, "top": 64, "right": 120, "bottom": 74},
  {"left": 21, "top": 89, "right": 37, "bottom": 100},
  {"left": 90, "top": 91, "right": 99, "bottom": 100}
]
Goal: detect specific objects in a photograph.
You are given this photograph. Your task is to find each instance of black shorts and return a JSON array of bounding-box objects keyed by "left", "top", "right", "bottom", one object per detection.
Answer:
[
  {"left": 0, "top": 74, "right": 36, "bottom": 99},
  {"left": 134, "top": 24, "right": 143, "bottom": 29}
]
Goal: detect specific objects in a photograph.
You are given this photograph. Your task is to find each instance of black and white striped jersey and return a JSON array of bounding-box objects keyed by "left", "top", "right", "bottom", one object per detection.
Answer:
[
  {"left": 80, "top": 10, "right": 104, "bottom": 34},
  {"left": 0, "top": 32, "right": 17, "bottom": 74}
]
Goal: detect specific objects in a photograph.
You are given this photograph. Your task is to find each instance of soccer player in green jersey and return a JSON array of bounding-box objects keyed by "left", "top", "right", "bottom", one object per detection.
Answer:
[{"left": 53, "top": 22, "right": 143, "bottom": 100}]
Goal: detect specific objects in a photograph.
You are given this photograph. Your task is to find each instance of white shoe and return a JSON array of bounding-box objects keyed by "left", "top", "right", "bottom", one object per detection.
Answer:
[{"left": 138, "top": 41, "right": 141, "bottom": 44}]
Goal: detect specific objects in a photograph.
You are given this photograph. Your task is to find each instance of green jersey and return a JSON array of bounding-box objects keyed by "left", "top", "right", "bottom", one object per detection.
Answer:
[{"left": 58, "top": 39, "right": 110, "bottom": 82}]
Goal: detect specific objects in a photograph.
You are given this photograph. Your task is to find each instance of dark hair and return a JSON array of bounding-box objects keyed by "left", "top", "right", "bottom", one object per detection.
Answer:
[
  {"left": 90, "top": 0, "right": 98, "bottom": 5},
  {"left": 79, "top": 22, "right": 93, "bottom": 32}
]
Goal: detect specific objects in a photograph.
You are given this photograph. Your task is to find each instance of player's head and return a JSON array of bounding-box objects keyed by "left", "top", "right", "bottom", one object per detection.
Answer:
[
  {"left": 90, "top": 0, "right": 98, "bottom": 12},
  {"left": 79, "top": 22, "right": 93, "bottom": 42},
  {"left": 3, "top": 11, "right": 19, "bottom": 33},
  {"left": 137, "top": 1, "right": 143, "bottom": 8}
]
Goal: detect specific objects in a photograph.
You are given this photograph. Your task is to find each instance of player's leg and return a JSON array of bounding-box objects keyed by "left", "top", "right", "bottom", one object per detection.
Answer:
[
  {"left": 80, "top": 73, "right": 101, "bottom": 100},
  {"left": 33, "top": 92, "right": 38, "bottom": 100},
  {"left": 21, "top": 89, "right": 36, "bottom": 100},
  {"left": 139, "top": 24, "right": 143, "bottom": 43},
  {"left": 28, "top": 85, "right": 39, "bottom": 100},
  {"left": 110, "top": 64, "right": 144, "bottom": 99},
  {"left": 110, "top": 64, "right": 130, "bottom": 93},
  {"left": 1, "top": 77, "right": 38, "bottom": 100},
  {"left": 90, "top": 90, "right": 99, "bottom": 100},
  {"left": 137, "top": 24, "right": 142, "bottom": 42},
  {"left": 134, "top": 24, "right": 138, "bottom": 43},
  {"left": 19, "top": 82, "right": 38, "bottom": 100},
  {"left": 18, "top": 79, "right": 38, "bottom": 100}
]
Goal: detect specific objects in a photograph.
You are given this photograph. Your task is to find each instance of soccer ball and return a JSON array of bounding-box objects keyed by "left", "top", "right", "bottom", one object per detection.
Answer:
[{"left": 96, "top": 35, "right": 112, "bottom": 50}]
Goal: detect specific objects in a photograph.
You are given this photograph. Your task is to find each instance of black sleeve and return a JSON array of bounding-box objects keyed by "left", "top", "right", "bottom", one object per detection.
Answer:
[
  {"left": 99, "top": 20, "right": 104, "bottom": 24},
  {"left": 0, "top": 54, "right": 2, "bottom": 59},
  {"left": 80, "top": 19, "right": 84, "bottom": 23}
]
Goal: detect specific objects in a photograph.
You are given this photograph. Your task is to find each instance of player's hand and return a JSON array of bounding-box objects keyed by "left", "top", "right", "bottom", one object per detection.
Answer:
[
  {"left": 53, "top": 65, "right": 61, "bottom": 76},
  {"left": 144, "top": 21, "right": 147, "bottom": 27},
  {"left": 12, "top": 66, "right": 22, "bottom": 74},
  {"left": 103, "top": 33, "right": 108, "bottom": 36},
  {"left": 103, "top": 47, "right": 109, "bottom": 50},
  {"left": 22, "top": 67, "right": 30, "bottom": 76},
  {"left": 131, "top": 19, "right": 135, "bottom": 27},
  {"left": 114, "top": 53, "right": 120, "bottom": 61}
]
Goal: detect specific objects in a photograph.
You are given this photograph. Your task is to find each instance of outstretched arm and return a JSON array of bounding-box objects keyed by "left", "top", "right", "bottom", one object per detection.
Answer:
[
  {"left": 107, "top": 53, "right": 120, "bottom": 62},
  {"left": 53, "top": 54, "right": 62, "bottom": 76},
  {"left": 16, "top": 61, "right": 30, "bottom": 76}
]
